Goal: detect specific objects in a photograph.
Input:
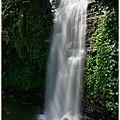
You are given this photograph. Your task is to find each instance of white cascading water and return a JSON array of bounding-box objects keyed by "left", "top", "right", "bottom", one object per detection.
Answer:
[{"left": 39, "top": 0, "right": 88, "bottom": 120}]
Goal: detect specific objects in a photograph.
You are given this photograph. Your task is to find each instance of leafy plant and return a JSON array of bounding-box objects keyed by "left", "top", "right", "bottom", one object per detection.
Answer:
[
  {"left": 85, "top": 1, "right": 118, "bottom": 119},
  {"left": 2, "top": 0, "right": 53, "bottom": 91}
]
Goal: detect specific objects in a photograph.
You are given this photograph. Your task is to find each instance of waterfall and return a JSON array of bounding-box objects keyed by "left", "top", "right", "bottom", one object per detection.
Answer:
[{"left": 39, "top": 0, "right": 88, "bottom": 120}]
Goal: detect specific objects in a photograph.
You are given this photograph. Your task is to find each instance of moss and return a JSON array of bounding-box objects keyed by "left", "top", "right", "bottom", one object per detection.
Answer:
[{"left": 2, "top": 0, "right": 53, "bottom": 91}]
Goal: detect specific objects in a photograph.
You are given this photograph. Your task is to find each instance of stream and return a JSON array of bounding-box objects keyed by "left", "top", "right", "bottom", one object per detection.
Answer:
[{"left": 2, "top": 95, "right": 114, "bottom": 120}]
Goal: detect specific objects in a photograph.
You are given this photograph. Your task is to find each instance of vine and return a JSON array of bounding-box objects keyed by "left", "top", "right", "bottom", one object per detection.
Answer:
[{"left": 85, "top": 1, "right": 118, "bottom": 119}]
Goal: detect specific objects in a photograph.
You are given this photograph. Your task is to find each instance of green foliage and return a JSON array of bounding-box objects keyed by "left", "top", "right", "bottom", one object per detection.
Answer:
[
  {"left": 85, "top": 1, "right": 118, "bottom": 119},
  {"left": 2, "top": 0, "right": 53, "bottom": 91}
]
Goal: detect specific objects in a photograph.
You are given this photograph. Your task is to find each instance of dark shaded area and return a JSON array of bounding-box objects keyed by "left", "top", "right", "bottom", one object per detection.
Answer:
[
  {"left": 3, "top": 96, "right": 41, "bottom": 120},
  {"left": 2, "top": 0, "right": 53, "bottom": 91}
]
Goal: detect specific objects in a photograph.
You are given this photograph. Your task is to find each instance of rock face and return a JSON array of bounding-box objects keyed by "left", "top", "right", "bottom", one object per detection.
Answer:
[{"left": 86, "top": 1, "right": 96, "bottom": 56}]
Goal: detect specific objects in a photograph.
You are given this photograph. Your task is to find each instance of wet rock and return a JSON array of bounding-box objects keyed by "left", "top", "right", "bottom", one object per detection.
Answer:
[
  {"left": 63, "top": 118, "right": 68, "bottom": 120},
  {"left": 62, "top": 112, "right": 74, "bottom": 120}
]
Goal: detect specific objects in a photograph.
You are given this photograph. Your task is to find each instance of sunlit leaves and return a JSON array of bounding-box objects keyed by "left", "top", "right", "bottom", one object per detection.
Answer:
[{"left": 85, "top": 0, "right": 118, "bottom": 119}]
